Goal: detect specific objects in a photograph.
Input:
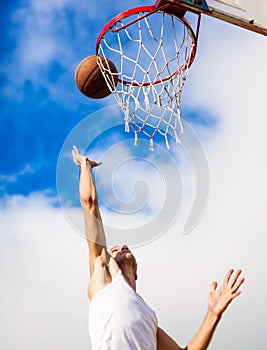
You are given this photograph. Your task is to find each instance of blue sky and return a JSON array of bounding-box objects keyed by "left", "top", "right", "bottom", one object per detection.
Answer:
[
  {"left": 1, "top": 1, "right": 267, "bottom": 350},
  {"left": 1, "top": 0, "right": 79, "bottom": 196},
  {"left": 0, "top": 0, "right": 131, "bottom": 198}
]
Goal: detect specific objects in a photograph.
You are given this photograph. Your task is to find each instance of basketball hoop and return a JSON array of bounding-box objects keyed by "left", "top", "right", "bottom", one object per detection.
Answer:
[{"left": 96, "top": 1, "right": 200, "bottom": 150}]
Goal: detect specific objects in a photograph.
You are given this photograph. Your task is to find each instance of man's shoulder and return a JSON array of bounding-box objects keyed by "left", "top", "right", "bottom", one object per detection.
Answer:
[{"left": 88, "top": 257, "right": 120, "bottom": 300}]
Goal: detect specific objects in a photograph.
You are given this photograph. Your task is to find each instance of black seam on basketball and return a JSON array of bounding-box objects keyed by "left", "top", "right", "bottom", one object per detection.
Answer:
[
  {"left": 81, "top": 63, "right": 101, "bottom": 94},
  {"left": 83, "top": 72, "right": 110, "bottom": 98},
  {"left": 85, "top": 67, "right": 111, "bottom": 97}
]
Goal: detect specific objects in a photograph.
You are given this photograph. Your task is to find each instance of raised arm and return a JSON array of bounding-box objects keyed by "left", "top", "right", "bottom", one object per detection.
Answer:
[
  {"left": 157, "top": 269, "right": 245, "bottom": 350},
  {"left": 72, "top": 145, "right": 109, "bottom": 277}
]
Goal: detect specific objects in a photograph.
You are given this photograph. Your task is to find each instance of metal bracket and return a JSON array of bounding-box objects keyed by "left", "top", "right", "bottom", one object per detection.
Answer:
[{"left": 180, "top": 0, "right": 210, "bottom": 12}]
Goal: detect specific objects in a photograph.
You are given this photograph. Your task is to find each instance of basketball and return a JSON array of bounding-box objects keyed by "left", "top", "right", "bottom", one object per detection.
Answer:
[{"left": 74, "top": 55, "right": 118, "bottom": 99}]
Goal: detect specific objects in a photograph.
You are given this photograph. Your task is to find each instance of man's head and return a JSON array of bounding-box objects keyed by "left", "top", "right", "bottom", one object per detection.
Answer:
[{"left": 109, "top": 245, "right": 138, "bottom": 280}]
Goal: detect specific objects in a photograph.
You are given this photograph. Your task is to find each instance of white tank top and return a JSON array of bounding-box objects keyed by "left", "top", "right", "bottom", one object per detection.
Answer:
[{"left": 89, "top": 270, "right": 158, "bottom": 350}]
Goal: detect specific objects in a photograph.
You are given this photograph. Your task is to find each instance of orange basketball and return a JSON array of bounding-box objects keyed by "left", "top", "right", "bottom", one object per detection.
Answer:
[{"left": 74, "top": 56, "right": 118, "bottom": 99}]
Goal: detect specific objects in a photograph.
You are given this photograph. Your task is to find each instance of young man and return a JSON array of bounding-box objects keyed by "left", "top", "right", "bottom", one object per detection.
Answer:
[{"left": 72, "top": 145, "right": 245, "bottom": 350}]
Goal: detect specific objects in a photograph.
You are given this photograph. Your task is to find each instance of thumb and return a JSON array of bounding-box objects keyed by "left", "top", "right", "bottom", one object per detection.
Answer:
[
  {"left": 92, "top": 161, "right": 102, "bottom": 168},
  {"left": 210, "top": 281, "right": 217, "bottom": 292}
]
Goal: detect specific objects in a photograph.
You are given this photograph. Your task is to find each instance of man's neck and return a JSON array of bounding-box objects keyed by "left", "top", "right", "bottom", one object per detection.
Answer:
[{"left": 121, "top": 267, "right": 136, "bottom": 291}]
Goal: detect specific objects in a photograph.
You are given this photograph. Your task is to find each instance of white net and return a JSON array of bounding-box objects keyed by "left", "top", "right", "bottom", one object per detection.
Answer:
[{"left": 97, "top": 10, "right": 196, "bottom": 150}]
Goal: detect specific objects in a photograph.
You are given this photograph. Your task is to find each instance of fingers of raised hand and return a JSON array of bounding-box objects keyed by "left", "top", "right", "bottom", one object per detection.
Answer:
[
  {"left": 223, "top": 268, "right": 234, "bottom": 285},
  {"left": 232, "top": 278, "right": 245, "bottom": 296},
  {"left": 72, "top": 145, "right": 81, "bottom": 166},
  {"left": 229, "top": 269, "right": 242, "bottom": 287},
  {"left": 225, "top": 269, "right": 245, "bottom": 295},
  {"left": 72, "top": 145, "right": 80, "bottom": 156}
]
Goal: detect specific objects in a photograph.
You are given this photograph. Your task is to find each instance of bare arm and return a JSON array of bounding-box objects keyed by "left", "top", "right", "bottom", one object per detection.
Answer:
[
  {"left": 184, "top": 310, "right": 220, "bottom": 350},
  {"left": 72, "top": 145, "right": 109, "bottom": 277},
  {"left": 157, "top": 327, "right": 184, "bottom": 350},
  {"left": 157, "top": 269, "right": 245, "bottom": 350},
  {"left": 157, "top": 311, "right": 219, "bottom": 350}
]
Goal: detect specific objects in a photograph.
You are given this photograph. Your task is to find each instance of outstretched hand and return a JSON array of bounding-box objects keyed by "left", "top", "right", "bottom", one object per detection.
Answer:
[
  {"left": 208, "top": 269, "right": 245, "bottom": 317},
  {"left": 72, "top": 145, "right": 101, "bottom": 168}
]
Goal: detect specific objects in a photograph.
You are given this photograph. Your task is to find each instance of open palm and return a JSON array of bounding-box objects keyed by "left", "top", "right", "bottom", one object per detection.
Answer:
[{"left": 208, "top": 269, "right": 245, "bottom": 317}]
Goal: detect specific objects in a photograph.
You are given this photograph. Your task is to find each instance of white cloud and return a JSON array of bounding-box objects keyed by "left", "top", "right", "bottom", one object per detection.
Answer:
[
  {"left": 0, "top": 193, "right": 90, "bottom": 350},
  {"left": 166, "top": 13, "right": 267, "bottom": 349},
  {"left": 1, "top": 169, "right": 267, "bottom": 350},
  {"left": 3, "top": 0, "right": 91, "bottom": 105},
  {"left": 0, "top": 163, "right": 34, "bottom": 184}
]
